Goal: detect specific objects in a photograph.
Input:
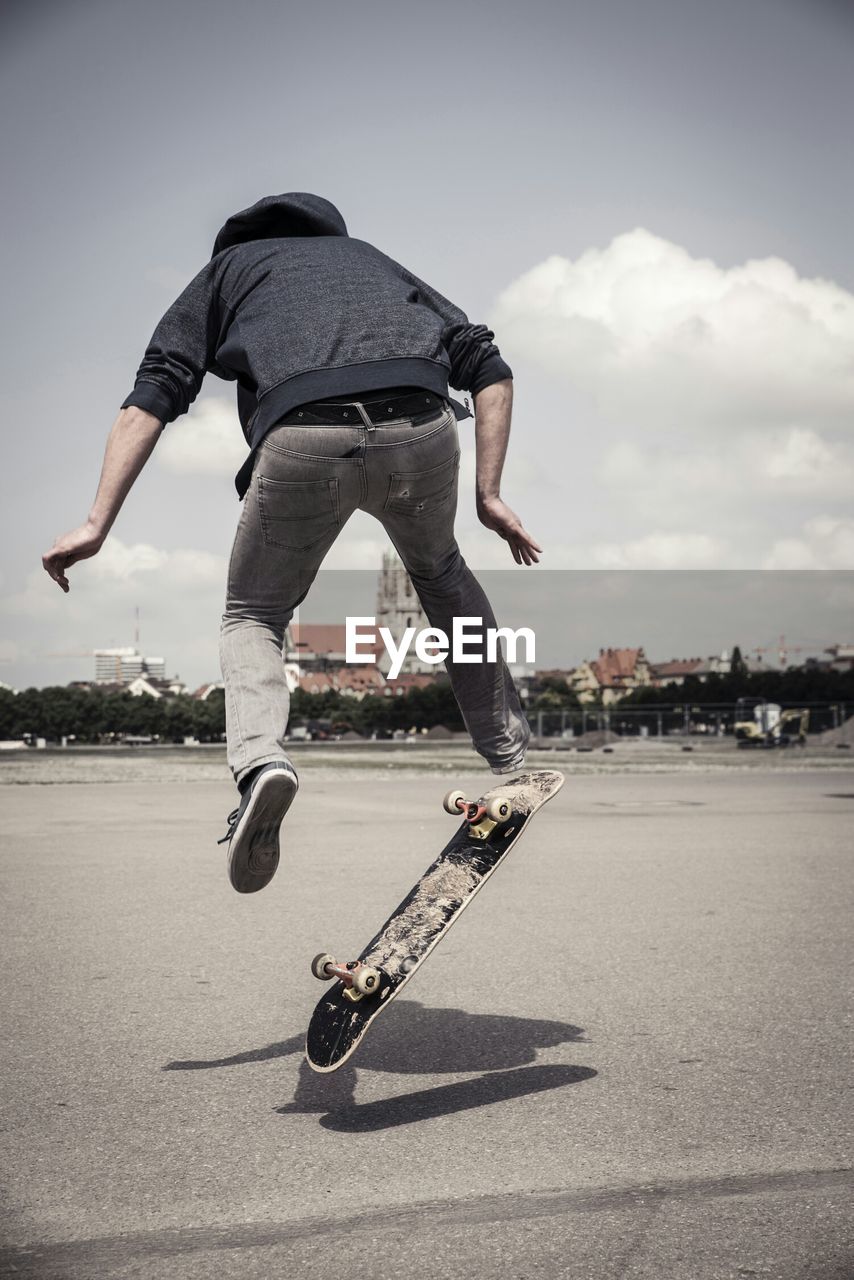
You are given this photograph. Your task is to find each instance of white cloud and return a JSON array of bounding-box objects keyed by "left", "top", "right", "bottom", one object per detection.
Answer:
[
  {"left": 164, "top": 549, "right": 228, "bottom": 586},
  {"left": 764, "top": 516, "right": 854, "bottom": 569},
  {"left": 322, "top": 533, "right": 390, "bottom": 571},
  {"left": 488, "top": 230, "right": 854, "bottom": 565},
  {"left": 2, "top": 539, "right": 227, "bottom": 625},
  {"left": 596, "top": 427, "right": 854, "bottom": 529},
  {"left": 4, "top": 569, "right": 65, "bottom": 620},
  {"left": 93, "top": 539, "right": 169, "bottom": 579},
  {"left": 156, "top": 396, "right": 248, "bottom": 476},
  {"left": 587, "top": 532, "right": 727, "bottom": 570},
  {"left": 492, "top": 230, "right": 854, "bottom": 430},
  {"left": 757, "top": 428, "right": 852, "bottom": 490},
  {"left": 1, "top": 537, "right": 231, "bottom": 685},
  {"left": 453, "top": 517, "right": 730, "bottom": 570},
  {"left": 88, "top": 537, "right": 227, "bottom": 590}
]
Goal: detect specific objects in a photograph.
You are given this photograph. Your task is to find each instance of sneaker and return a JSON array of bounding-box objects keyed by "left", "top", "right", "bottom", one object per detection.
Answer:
[
  {"left": 490, "top": 754, "right": 527, "bottom": 776},
  {"left": 218, "top": 761, "right": 299, "bottom": 893}
]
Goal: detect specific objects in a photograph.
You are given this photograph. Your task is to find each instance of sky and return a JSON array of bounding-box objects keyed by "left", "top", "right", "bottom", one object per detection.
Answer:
[{"left": 1, "top": 0, "right": 852, "bottom": 689}]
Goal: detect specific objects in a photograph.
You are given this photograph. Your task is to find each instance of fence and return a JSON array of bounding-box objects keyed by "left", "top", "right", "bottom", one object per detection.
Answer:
[{"left": 525, "top": 701, "right": 849, "bottom": 739}]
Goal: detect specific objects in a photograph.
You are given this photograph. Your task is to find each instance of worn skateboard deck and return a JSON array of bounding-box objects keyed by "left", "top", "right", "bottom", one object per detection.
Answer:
[{"left": 305, "top": 769, "right": 564, "bottom": 1073}]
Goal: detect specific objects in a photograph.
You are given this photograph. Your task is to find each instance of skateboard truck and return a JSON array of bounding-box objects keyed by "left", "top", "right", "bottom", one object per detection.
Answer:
[
  {"left": 442, "top": 789, "right": 514, "bottom": 841},
  {"left": 311, "top": 953, "right": 382, "bottom": 1003}
]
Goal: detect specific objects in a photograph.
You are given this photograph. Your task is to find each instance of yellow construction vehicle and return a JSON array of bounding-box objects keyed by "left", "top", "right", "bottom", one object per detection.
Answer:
[{"left": 734, "top": 697, "right": 808, "bottom": 747}]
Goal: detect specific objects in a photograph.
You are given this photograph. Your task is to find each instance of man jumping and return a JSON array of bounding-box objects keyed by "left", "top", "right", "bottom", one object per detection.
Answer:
[{"left": 42, "top": 192, "right": 541, "bottom": 894}]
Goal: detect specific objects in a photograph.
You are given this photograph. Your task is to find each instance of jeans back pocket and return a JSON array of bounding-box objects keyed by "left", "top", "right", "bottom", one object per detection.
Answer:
[
  {"left": 384, "top": 450, "right": 460, "bottom": 518},
  {"left": 257, "top": 475, "right": 340, "bottom": 550}
]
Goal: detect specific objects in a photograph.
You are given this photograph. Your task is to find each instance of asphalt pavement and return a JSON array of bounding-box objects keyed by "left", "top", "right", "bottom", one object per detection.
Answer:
[{"left": 1, "top": 753, "right": 852, "bottom": 1278}]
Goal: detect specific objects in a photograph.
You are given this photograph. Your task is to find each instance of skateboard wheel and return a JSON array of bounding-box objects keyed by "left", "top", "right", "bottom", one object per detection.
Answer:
[
  {"left": 311, "top": 952, "right": 336, "bottom": 981},
  {"left": 352, "top": 966, "right": 380, "bottom": 996},
  {"left": 443, "top": 788, "right": 467, "bottom": 815},
  {"left": 485, "top": 797, "right": 512, "bottom": 823}
]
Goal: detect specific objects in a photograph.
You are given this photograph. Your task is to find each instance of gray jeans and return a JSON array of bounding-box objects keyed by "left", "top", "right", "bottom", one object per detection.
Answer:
[{"left": 219, "top": 399, "right": 530, "bottom": 784}]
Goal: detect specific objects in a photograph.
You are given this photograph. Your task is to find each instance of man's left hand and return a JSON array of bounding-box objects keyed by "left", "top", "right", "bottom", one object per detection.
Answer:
[{"left": 42, "top": 521, "right": 105, "bottom": 592}]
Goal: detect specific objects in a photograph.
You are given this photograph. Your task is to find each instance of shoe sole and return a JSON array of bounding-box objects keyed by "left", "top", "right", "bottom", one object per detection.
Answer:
[{"left": 227, "top": 768, "right": 298, "bottom": 894}]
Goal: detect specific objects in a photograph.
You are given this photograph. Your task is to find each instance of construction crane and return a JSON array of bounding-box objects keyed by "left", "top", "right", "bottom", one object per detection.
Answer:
[
  {"left": 750, "top": 636, "right": 808, "bottom": 669},
  {"left": 777, "top": 634, "right": 806, "bottom": 669}
]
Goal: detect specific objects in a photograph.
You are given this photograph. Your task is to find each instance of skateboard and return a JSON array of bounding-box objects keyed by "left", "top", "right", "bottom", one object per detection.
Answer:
[{"left": 305, "top": 769, "right": 564, "bottom": 1073}]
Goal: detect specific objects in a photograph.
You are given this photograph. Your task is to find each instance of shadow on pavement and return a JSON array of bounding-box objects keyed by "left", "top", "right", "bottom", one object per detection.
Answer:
[
  {"left": 286, "top": 1063, "right": 597, "bottom": 1131},
  {"left": 165, "top": 1001, "right": 594, "bottom": 1128},
  {"left": 164, "top": 1036, "right": 304, "bottom": 1071},
  {"left": 163, "top": 1000, "right": 586, "bottom": 1075}
]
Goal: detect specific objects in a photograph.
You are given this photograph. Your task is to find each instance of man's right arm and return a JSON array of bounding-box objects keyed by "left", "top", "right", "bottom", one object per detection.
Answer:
[
  {"left": 387, "top": 255, "right": 542, "bottom": 564},
  {"left": 474, "top": 379, "right": 542, "bottom": 566}
]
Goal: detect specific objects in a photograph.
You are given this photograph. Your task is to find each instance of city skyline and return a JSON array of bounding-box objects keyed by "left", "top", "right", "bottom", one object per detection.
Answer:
[{"left": 4, "top": 569, "right": 850, "bottom": 692}]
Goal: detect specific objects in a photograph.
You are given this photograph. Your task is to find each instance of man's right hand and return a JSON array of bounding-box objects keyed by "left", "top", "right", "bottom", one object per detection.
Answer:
[
  {"left": 477, "top": 494, "right": 542, "bottom": 566},
  {"left": 42, "top": 520, "right": 105, "bottom": 592}
]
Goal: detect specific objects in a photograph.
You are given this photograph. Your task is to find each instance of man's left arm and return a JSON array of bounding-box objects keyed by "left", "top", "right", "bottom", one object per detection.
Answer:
[{"left": 389, "top": 258, "right": 514, "bottom": 397}]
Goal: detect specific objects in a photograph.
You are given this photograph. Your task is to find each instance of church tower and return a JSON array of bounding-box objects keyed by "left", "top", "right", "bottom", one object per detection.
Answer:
[{"left": 375, "top": 550, "right": 433, "bottom": 675}]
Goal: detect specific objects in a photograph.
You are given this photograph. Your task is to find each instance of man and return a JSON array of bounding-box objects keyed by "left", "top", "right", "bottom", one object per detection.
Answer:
[{"left": 43, "top": 192, "right": 541, "bottom": 894}]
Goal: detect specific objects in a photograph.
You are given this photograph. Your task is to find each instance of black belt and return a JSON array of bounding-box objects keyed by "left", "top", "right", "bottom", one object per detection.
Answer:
[{"left": 277, "top": 388, "right": 448, "bottom": 427}]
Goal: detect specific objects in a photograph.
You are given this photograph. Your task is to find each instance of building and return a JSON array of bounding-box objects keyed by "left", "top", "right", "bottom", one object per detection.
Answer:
[
  {"left": 285, "top": 550, "right": 436, "bottom": 681},
  {"left": 328, "top": 666, "right": 387, "bottom": 699},
  {"left": 571, "top": 648, "right": 652, "bottom": 705},
  {"left": 384, "top": 672, "right": 440, "bottom": 697},
  {"left": 650, "top": 658, "right": 706, "bottom": 687},
  {"left": 68, "top": 675, "right": 185, "bottom": 699},
  {"left": 125, "top": 675, "right": 186, "bottom": 699},
  {"left": 94, "top": 647, "right": 166, "bottom": 686},
  {"left": 374, "top": 550, "right": 432, "bottom": 676},
  {"left": 190, "top": 682, "right": 225, "bottom": 701},
  {"left": 285, "top": 624, "right": 349, "bottom": 671},
  {"left": 825, "top": 644, "right": 854, "bottom": 672},
  {"left": 297, "top": 670, "right": 339, "bottom": 696},
  {"left": 293, "top": 666, "right": 387, "bottom": 699},
  {"left": 699, "top": 650, "right": 732, "bottom": 678}
]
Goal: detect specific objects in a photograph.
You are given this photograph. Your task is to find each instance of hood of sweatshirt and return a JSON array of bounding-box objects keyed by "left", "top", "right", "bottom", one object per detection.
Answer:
[{"left": 211, "top": 192, "right": 348, "bottom": 257}]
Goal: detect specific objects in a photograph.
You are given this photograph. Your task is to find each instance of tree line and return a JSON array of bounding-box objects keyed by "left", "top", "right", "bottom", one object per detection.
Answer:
[
  {"left": 0, "top": 685, "right": 227, "bottom": 743},
  {"left": 0, "top": 656, "right": 850, "bottom": 744},
  {"left": 0, "top": 682, "right": 468, "bottom": 743}
]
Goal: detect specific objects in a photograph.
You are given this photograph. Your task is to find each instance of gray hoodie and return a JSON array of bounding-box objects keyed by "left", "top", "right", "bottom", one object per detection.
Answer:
[{"left": 120, "top": 192, "right": 513, "bottom": 496}]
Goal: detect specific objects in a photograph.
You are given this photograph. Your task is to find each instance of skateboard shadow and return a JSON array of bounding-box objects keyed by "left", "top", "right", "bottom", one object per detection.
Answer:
[
  {"left": 272, "top": 1002, "right": 594, "bottom": 1128},
  {"left": 163, "top": 1001, "right": 586, "bottom": 1077},
  {"left": 164, "top": 1036, "right": 304, "bottom": 1072},
  {"left": 343, "top": 1000, "right": 586, "bottom": 1074},
  {"left": 164, "top": 1002, "right": 595, "bottom": 1128},
  {"left": 305, "top": 1064, "right": 596, "bottom": 1132}
]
